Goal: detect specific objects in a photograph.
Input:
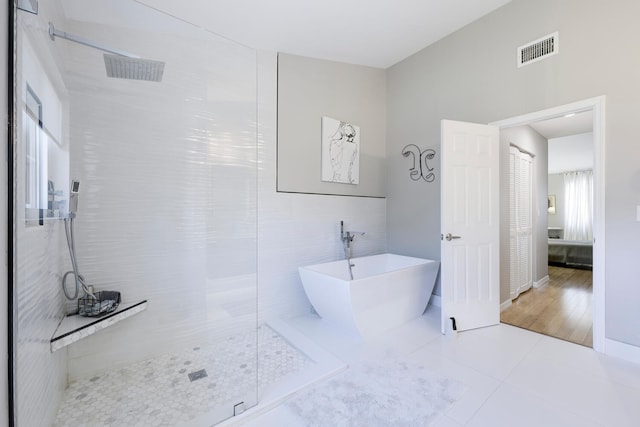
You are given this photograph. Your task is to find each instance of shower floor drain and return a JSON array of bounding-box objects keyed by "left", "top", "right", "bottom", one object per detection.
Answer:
[{"left": 188, "top": 369, "right": 208, "bottom": 382}]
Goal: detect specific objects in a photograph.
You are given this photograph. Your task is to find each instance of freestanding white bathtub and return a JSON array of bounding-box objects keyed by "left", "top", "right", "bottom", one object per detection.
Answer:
[{"left": 298, "top": 254, "right": 439, "bottom": 338}]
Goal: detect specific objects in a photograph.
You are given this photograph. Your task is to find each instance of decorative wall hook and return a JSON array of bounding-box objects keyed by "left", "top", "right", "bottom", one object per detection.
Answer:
[{"left": 401, "top": 144, "right": 436, "bottom": 183}]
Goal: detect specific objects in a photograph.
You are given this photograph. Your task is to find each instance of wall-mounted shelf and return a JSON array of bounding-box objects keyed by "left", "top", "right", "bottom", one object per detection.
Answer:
[{"left": 50, "top": 300, "right": 147, "bottom": 352}]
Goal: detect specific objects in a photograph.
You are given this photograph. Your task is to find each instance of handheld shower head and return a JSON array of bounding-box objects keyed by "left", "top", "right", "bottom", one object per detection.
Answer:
[{"left": 69, "top": 180, "right": 80, "bottom": 217}]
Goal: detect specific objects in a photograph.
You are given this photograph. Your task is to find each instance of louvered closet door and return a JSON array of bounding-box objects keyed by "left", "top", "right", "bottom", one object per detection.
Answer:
[
  {"left": 509, "top": 147, "right": 519, "bottom": 299},
  {"left": 517, "top": 152, "right": 533, "bottom": 294},
  {"left": 509, "top": 147, "right": 533, "bottom": 300}
]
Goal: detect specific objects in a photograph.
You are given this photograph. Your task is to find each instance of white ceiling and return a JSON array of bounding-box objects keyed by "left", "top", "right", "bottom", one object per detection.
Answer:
[
  {"left": 529, "top": 110, "right": 593, "bottom": 139},
  {"left": 130, "top": 0, "right": 513, "bottom": 68},
  {"left": 530, "top": 111, "right": 594, "bottom": 174},
  {"left": 548, "top": 133, "right": 593, "bottom": 174}
]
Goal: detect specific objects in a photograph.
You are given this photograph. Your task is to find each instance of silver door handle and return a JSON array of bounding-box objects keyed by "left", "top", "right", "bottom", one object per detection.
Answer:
[{"left": 445, "top": 233, "right": 461, "bottom": 241}]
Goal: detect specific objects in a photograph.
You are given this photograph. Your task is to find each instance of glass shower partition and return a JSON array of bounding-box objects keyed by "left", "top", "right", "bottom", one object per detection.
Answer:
[{"left": 12, "top": 1, "right": 258, "bottom": 426}]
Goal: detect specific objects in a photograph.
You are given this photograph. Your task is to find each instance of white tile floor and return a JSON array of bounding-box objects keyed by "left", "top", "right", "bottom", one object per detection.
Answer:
[
  {"left": 235, "top": 306, "right": 640, "bottom": 427},
  {"left": 54, "top": 325, "right": 312, "bottom": 427}
]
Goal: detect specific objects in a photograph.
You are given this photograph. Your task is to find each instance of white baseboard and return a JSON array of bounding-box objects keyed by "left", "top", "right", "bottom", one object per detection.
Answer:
[
  {"left": 500, "top": 300, "right": 512, "bottom": 312},
  {"left": 534, "top": 275, "right": 549, "bottom": 288},
  {"left": 604, "top": 338, "right": 640, "bottom": 364},
  {"left": 428, "top": 294, "right": 441, "bottom": 308}
]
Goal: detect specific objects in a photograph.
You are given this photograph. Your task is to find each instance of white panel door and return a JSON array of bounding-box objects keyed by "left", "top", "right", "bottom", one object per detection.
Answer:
[{"left": 441, "top": 120, "right": 500, "bottom": 333}]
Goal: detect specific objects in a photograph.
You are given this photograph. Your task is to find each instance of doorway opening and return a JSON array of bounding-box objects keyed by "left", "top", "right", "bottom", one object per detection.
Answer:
[
  {"left": 490, "top": 97, "right": 605, "bottom": 352},
  {"left": 502, "top": 111, "right": 593, "bottom": 347}
]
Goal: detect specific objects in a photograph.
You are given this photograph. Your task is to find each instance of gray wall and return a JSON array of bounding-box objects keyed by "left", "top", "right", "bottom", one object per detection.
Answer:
[
  {"left": 548, "top": 173, "right": 564, "bottom": 229},
  {"left": 499, "top": 126, "right": 549, "bottom": 304},
  {"left": 386, "top": 0, "right": 640, "bottom": 347},
  {"left": 1, "top": 1, "right": 9, "bottom": 423},
  {"left": 278, "top": 53, "right": 386, "bottom": 197}
]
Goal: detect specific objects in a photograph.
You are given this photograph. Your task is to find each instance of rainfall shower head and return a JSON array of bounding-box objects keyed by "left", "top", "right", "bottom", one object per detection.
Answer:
[
  {"left": 48, "top": 22, "right": 165, "bottom": 82},
  {"left": 103, "top": 54, "right": 165, "bottom": 82}
]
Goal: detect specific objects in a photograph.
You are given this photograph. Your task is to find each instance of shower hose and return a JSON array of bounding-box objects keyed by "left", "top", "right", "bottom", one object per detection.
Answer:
[{"left": 62, "top": 217, "right": 96, "bottom": 300}]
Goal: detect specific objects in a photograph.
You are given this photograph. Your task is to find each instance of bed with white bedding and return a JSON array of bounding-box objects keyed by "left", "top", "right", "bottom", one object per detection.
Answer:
[{"left": 548, "top": 238, "right": 593, "bottom": 268}]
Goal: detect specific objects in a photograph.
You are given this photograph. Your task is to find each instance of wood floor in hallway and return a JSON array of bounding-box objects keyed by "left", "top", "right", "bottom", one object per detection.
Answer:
[{"left": 501, "top": 265, "right": 593, "bottom": 347}]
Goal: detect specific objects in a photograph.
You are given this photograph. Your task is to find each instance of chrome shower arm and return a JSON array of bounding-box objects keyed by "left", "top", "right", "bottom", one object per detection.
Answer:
[{"left": 48, "top": 22, "right": 139, "bottom": 59}]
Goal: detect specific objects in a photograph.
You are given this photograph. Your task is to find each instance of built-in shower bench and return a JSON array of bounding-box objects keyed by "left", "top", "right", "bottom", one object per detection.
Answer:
[{"left": 50, "top": 300, "right": 147, "bottom": 352}]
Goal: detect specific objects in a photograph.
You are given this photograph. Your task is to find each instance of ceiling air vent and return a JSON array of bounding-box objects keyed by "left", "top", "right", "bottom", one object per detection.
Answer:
[{"left": 517, "top": 32, "right": 558, "bottom": 67}]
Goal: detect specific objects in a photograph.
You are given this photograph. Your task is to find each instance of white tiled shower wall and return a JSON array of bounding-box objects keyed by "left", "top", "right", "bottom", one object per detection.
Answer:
[
  {"left": 64, "top": 18, "right": 260, "bottom": 379},
  {"left": 15, "top": 221, "right": 68, "bottom": 427},
  {"left": 15, "top": 4, "right": 70, "bottom": 426}
]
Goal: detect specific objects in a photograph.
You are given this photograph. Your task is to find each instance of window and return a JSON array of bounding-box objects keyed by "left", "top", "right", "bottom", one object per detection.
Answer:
[{"left": 24, "top": 85, "right": 45, "bottom": 226}]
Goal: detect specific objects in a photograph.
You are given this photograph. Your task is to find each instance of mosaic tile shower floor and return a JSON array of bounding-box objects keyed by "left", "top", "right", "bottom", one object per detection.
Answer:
[{"left": 54, "top": 325, "right": 313, "bottom": 427}]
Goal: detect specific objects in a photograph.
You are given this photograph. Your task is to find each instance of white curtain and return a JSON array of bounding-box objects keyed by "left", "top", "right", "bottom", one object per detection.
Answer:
[{"left": 563, "top": 170, "right": 593, "bottom": 241}]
